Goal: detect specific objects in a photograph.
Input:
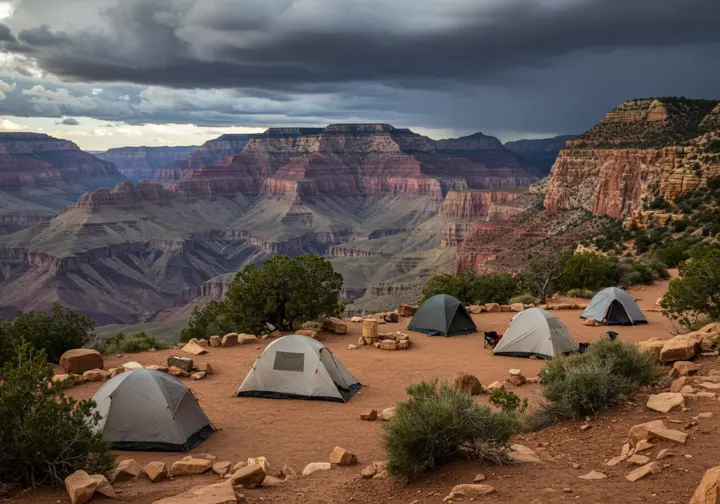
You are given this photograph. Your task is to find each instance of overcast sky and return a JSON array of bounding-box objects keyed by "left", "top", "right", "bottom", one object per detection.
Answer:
[{"left": 0, "top": 0, "right": 719, "bottom": 150}]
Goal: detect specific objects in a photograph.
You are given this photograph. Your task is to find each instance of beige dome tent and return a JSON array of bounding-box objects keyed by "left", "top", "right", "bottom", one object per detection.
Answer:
[
  {"left": 92, "top": 368, "right": 215, "bottom": 451},
  {"left": 236, "top": 335, "right": 361, "bottom": 402},
  {"left": 493, "top": 308, "right": 578, "bottom": 359}
]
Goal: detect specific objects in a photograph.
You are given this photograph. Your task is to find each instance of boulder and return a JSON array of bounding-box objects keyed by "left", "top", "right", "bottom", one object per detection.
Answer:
[
  {"left": 485, "top": 303, "right": 501, "bottom": 313},
  {"left": 302, "top": 462, "right": 332, "bottom": 476},
  {"left": 238, "top": 334, "right": 257, "bottom": 345},
  {"left": 628, "top": 420, "right": 665, "bottom": 447},
  {"left": 52, "top": 374, "right": 74, "bottom": 388},
  {"left": 510, "top": 303, "right": 525, "bottom": 312},
  {"left": 82, "top": 369, "right": 108, "bottom": 382},
  {"left": 647, "top": 393, "right": 685, "bottom": 413},
  {"left": 379, "top": 407, "right": 396, "bottom": 421},
  {"left": 209, "top": 336, "right": 222, "bottom": 347},
  {"left": 90, "top": 475, "right": 116, "bottom": 499},
  {"left": 115, "top": 459, "right": 143, "bottom": 482},
  {"left": 71, "top": 373, "right": 86, "bottom": 385},
  {"left": 379, "top": 339, "right": 398, "bottom": 351},
  {"left": 171, "top": 458, "right": 212, "bottom": 476},
  {"left": 212, "top": 462, "right": 232, "bottom": 477},
  {"left": 296, "top": 329, "right": 319, "bottom": 339},
  {"left": 329, "top": 446, "right": 358, "bottom": 466},
  {"left": 398, "top": 304, "right": 419, "bottom": 317},
  {"left": 673, "top": 361, "right": 700, "bottom": 377},
  {"left": 182, "top": 341, "right": 208, "bottom": 356},
  {"left": 468, "top": 305, "right": 484, "bottom": 314},
  {"left": 646, "top": 425, "right": 688, "bottom": 445},
  {"left": 152, "top": 481, "right": 238, "bottom": 504},
  {"left": 638, "top": 338, "right": 666, "bottom": 357},
  {"left": 64, "top": 470, "right": 99, "bottom": 504},
  {"left": 508, "top": 444, "right": 543, "bottom": 464},
  {"left": 191, "top": 371, "right": 207, "bottom": 380},
  {"left": 690, "top": 466, "right": 720, "bottom": 504},
  {"left": 198, "top": 362, "right": 213, "bottom": 374},
  {"left": 360, "top": 409, "right": 378, "bottom": 421},
  {"left": 578, "top": 470, "right": 607, "bottom": 480},
  {"left": 246, "top": 457, "right": 269, "bottom": 474},
  {"left": 660, "top": 335, "right": 700, "bottom": 363},
  {"left": 107, "top": 367, "right": 124, "bottom": 378},
  {"left": 500, "top": 305, "right": 512, "bottom": 312},
  {"left": 323, "top": 317, "right": 347, "bottom": 334},
  {"left": 169, "top": 366, "right": 190, "bottom": 377},
  {"left": 626, "top": 462, "right": 661, "bottom": 482},
  {"left": 167, "top": 356, "right": 194, "bottom": 373},
  {"left": 509, "top": 369, "right": 526, "bottom": 386},
  {"left": 221, "top": 333, "right": 238, "bottom": 347},
  {"left": 444, "top": 484, "right": 495, "bottom": 500},
  {"left": 487, "top": 380, "right": 505, "bottom": 392},
  {"left": 670, "top": 376, "right": 689, "bottom": 393},
  {"left": 143, "top": 462, "right": 168, "bottom": 483},
  {"left": 453, "top": 372, "right": 483, "bottom": 395},
  {"left": 60, "top": 349, "right": 104, "bottom": 374}
]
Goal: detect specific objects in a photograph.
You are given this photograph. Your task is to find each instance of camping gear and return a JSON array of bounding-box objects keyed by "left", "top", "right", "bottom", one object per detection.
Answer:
[
  {"left": 607, "top": 331, "right": 619, "bottom": 341},
  {"left": 493, "top": 307, "right": 579, "bottom": 359},
  {"left": 581, "top": 287, "right": 648, "bottom": 326},
  {"left": 578, "top": 342, "right": 592, "bottom": 353},
  {"left": 92, "top": 368, "right": 215, "bottom": 451},
  {"left": 483, "top": 331, "right": 502, "bottom": 349},
  {"left": 236, "top": 335, "right": 361, "bottom": 402},
  {"left": 408, "top": 294, "right": 477, "bottom": 337}
]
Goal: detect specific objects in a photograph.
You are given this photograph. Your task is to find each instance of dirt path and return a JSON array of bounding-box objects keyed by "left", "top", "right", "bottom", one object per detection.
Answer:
[{"left": 15, "top": 279, "right": 705, "bottom": 504}]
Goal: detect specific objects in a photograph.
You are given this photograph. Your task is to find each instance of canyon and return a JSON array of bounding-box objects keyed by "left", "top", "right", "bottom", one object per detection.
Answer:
[{"left": 95, "top": 145, "right": 196, "bottom": 181}]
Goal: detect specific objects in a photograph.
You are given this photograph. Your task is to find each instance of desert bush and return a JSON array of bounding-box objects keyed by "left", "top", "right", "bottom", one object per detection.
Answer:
[
  {"left": 536, "top": 340, "right": 659, "bottom": 421},
  {"left": 383, "top": 378, "right": 516, "bottom": 479},
  {"left": 180, "top": 300, "right": 234, "bottom": 343},
  {"left": 508, "top": 293, "right": 538, "bottom": 305},
  {"left": 662, "top": 249, "right": 720, "bottom": 328},
  {"left": 0, "top": 341, "right": 115, "bottom": 488},
  {"left": 566, "top": 288, "right": 594, "bottom": 299},
  {"left": 560, "top": 252, "right": 616, "bottom": 292},
  {"left": 422, "top": 272, "right": 521, "bottom": 305},
  {"left": 101, "top": 331, "right": 167, "bottom": 355},
  {"left": 0, "top": 304, "right": 95, "bottom": 366}
]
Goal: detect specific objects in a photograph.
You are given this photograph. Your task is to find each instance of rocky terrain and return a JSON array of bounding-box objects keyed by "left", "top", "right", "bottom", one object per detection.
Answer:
[
  {"left": 154, "top": 134, "right": 254, "bottom": 184},
  {"left": 96, "top": 146, "right": 196, "bottom": 181},
  {"left": 0, "top": 133, "right": 125, "bottom": 235},
  {"left": 0, "top": 125, "right": 536, "bottom": 324},
  {"left": 504, "top": 134, "right": 576, "bottom": 176},
  {"left": 545, "top": 98, "right": 720, "bottom": 218}
]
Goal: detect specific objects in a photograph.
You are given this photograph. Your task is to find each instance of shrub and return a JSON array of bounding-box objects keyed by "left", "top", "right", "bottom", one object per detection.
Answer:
[
  {"left": 661, "top": 249, "right": 720, "bottom": 328},
  {"left": 383, "top": 379, "right": 516, "bottom": 479},
  {"left": 561, "top": 252, "right": 616, "bottom": 292},
  {"left": 509, "top": 293, "right": 538, "bottom": 305},
  {"left": 422, "top": 272, "right": 521, "bottom": 305},
  {"left": 0, "top": 342, "right": 115, "bottom": 488},
  {"left": 180, "top": 300, "right": 234, "bottom": 343},
  {"left": 653, "top": 239, "right": 692, "bottom": 268},
  {"left": 101, "top": 331, "right": 168, "bottom": 355},
  {"left": 583, "top": 339, "right": 660, "bottom": 386},
  {"left": 566, "top": 288, "right": 594, "bottom": 299},
  {"left": 0, "top": 304, "right": 95, "bottom": 366}
]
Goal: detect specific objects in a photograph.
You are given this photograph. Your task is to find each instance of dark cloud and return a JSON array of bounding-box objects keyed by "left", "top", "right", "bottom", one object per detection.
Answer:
[
  {"left": 0, "top": 23, "right": 16, "bottom": 43},
  {"left": 1, "top": 0, "right": 719, "bottom": 136},
  {"left": 58, "top": 117, "right": 80, "bottom": 125}
]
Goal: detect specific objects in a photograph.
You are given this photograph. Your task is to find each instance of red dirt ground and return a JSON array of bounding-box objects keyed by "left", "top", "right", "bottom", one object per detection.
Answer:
[{"left": 13, "top": 279, "right": 718, "bottom": 504}]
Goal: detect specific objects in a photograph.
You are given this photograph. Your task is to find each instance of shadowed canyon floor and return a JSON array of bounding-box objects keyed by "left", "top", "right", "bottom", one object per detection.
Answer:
[{"left": 16, "top": 279, "right": 719, "bottom": 504}]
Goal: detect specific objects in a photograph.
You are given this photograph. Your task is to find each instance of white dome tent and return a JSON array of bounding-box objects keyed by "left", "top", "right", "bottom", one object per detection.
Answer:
[
  {"left": 493, "top": 308, "right": 579, "bottom": 360},
  {"left": 236, "top": 335, "right": 361, "bottom": 402},
  {"left": 581, "top": 287, "right": 648, "bottom": 326}
]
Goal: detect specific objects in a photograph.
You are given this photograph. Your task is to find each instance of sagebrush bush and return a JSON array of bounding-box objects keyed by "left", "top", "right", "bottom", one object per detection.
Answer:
[
  {"left": 566, "top": 288, "right": 594, "bottom": 299},
  {"left": 536, "top": 340, "right": 659, "bottom": 421},
  {"left": 383, "top": 379, "right": 516, "bottom": 479},
  {"left": 0, "top": 342, "right": 115, "bottom": 488},
  {"left": 101, "top": 331, "right": 167, "bottom": 355},
  {"left": 509, "top": 293, "right": 538, "bottom": 305}
]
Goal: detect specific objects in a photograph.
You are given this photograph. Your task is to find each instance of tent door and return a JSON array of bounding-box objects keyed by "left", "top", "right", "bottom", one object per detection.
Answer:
[
  {"left": 319, "top": 348, "right": 351, "bottom": 392},
  {"left": 606, "top": 300, "right": 631, "bottom": 325}
]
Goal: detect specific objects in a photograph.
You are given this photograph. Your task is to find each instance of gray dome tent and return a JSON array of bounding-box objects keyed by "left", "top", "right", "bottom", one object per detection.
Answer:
[
  {"left": 493, "top": 308, "right": 579, "bottom": 359},
  {"left": 92, "top": 369, "right": 215, "bottom": 451},
  {"left": 408, "top": 294, "right": 477, "bottom": 337},
  {"left": 581, "top": 287, "right": 647, "bottom": 326},
  {"left": 236, "top": 335, "right": 361, "bottom": 402}
]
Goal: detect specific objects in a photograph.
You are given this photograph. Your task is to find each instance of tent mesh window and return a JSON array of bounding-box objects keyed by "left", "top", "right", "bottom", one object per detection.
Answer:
[{"left": 273, "top": 351, "right": 305, "bottom": 372}]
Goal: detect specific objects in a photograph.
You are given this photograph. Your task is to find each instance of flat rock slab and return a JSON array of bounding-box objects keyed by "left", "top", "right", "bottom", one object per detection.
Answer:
[
  {"left": 509, "top": 444, "right": 543, "bottom": 464},
  {"left": 302, "top": 462, "right": 332, "bottom": 476},
  {"left": 626, "top": 462, "right": 661, "bottom": 482},
  {"left": 445, "top": 484, "right": 495, "bottom": 500},
  {"left": 647, "top": 393, "right": 685, "bottom": 413},
  {"left": 171, "top": 458, "right": 212, "bottom": 476},
  {"left": 152, "top": 481, "right": 238, "bottom": 504},
  {"left": 647, "top": 425, "right": 688, "bottom": 444},
  {"left": 690, "top": 466, "right": 720, "bottom": 504},
  {"left": 578, "top": 470, "right": 607, "bottom": 480}
]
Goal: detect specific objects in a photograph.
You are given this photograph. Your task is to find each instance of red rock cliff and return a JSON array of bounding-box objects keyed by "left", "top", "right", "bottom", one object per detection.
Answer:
[
  {"left": 439, "top": 190, "right": 524, "bottom": 218},
  {"left": 97, "top": 146, "right": 196, "bottom": 181}
]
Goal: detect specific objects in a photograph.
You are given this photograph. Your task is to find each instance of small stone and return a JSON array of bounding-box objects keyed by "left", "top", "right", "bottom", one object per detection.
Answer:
[
  {"left": 115, "top": 459, "right": 142, "bottom": 482},
  {"left": 635, "top": 440, "right": 654, "bottom": 452},
  {"left": 171, "top": 458, "right": 212, "bottom": 476},
  {"left": 627, "top": 454, "right": 650, "bottom": 465},
  {"left": 487, "top": 380, "right": 505, "bottom": 392},
  {"left": 329, "top": 446, "right": 358, "bottom": 466},
  {"left": 578, "top": 470, "right": 607, "bottom": 480},
  {"left": 209, "top": 336, "right": 222, "bottom": 347},
  {"left": 360, "top": 409, "right": 378, "bottom": 421},
  {"left": 509, "top": 444, "right": 543, "bottom": 464},
  {"left": 198, "top": 362, "right": 213, "bottom": 374},
  {"left": 626, "top": 462, "right": 661, "bottom": 482},
  {"left": 473, "top": 473, "right": 486, "bottom": 482},
  {"left": 233, "top": 461, "right": 247, "bottom": 472},
  {"left": 246, "top": 457, "right": 269, "bottom": 474},
  {"left": 606, "top": 455, "right": 627, "bottom": 467},
  {"left": 670, "top": 376, "right": 689, "bottom": 393},
  {"left": 221, "top": 333, "right": 239, "bottom": 347},
  {"left": 570, "top": 463, "right": 581, "bottom": 469},
  {"left": 647, "top": 393, "right": 685, "bottom": 413},
  {"left": 181, "top": 341, "right": 207, "bottom": 356},
  {"left": 444, "top": 484, "right": 495, "bottom": 501},
  {"left": 122, "top": 361, "right": 143, "bottom": 372},
  {"left": 143, "top": 462, "right": 168, "bottom": 483},
  {"left": 230, "top": 464, "right": 266, "bottom": 488},
  {"left": 281, "top": 464, "right": 297, "bottom": 478},
  {"left": 580, "top": 424, "right": 592, "bottom": 431},
  {"left": 82, "top": 369, "right": 108, "bottom": 382},
  {"left": 348, "top": 344, "right": 358, "bottom": 350},
  {"left": 302, "top": 462, "right": 332, "bottom": 476},
  {"left": 361, "top": 466, "right": 377, "bottom": 479},
  {"left": 145, "top": 365, "right": 169, "bottom": 373},
  {"left": 212, "top": 462, "right": 232, "bottom": 477},
  {"left": 453, "top": 372, "right": 483, "bottom": 395},
  {"left": 64, "top": 470, "right": 98, "bottom": 504},
  {"left": 191, "top": 371, "right": 207, "bottom": 380},
  {"left": 168, "top": 366, "right": 190, "bottom": 377},
  {"left": 672, "top": 361, "right": 700, "bottom": 377},
  {"left": 646, "top": 425, "right": 688, "bottom": 444},
  {"left": 656, "top": 449, "right": 673, "bottom": 460},
  {"left": 379, "top": 407, "right": 396, "bottom": 421}
]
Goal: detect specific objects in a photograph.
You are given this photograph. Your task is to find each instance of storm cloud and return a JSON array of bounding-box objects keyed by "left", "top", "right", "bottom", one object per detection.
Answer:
[{"left": 1, "top": 0, "right": 719, "bottom": 137}]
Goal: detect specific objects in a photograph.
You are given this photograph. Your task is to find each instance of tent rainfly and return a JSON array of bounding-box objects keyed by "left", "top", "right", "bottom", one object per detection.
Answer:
[
  {"left": 408, "top": 294, "right": 477, "bottom": 337},
  {"left": 236, "top": 335, "right": 361, "bottom": 402},
  {"left": 92, "top": 368, "right": 215, "bottom": 451},
  {"left": 581, "top": 287, "right": 648, "bottom": 326},
  {"left": 493, "top": 308, "right": 579, "bottom": 359}
]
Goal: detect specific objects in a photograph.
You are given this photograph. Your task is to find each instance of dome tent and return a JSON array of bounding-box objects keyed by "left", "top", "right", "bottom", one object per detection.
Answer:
[
  {"left": 408, "top": 294, "right": 477, "bottom": 337},
  {"left": 92, "top": 368, "right": 215, "bottom": 451},
  {"left": 236, "top": 335, "right": 361, "bottom": 402},
  {"left": 493, "top": 308, "right": 579, "bottom": 359},
  {"left": 581, "top": 287, "right": 647, "bottom": 326}
]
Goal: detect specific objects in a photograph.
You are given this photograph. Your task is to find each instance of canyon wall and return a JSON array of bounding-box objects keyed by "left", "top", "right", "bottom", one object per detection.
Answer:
[
  {"left": 504, "top": 134, "right": 576, "bottom": 176},
  {"left": 96, "top": 146, "right": 196, "bottom": 181}
]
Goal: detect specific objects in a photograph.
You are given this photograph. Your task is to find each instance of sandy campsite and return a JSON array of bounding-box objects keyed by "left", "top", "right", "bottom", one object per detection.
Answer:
[{"left": 15, "top": 277, "right": 720, "bottom": 504}]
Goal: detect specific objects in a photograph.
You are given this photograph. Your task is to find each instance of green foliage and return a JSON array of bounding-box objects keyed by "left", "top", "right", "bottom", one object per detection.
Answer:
[
  {"left": 0, "top": 342, "right": 115, "bottom": 488},
  {"left": 653, "top": 238, "right": 693, "bottom": 267},
  {"left": 648, "top": 196, "right": 671, "bottom": 210},
  {"left": 613, "top": 257, "right": 669, "bottom": 288},
  {"left": 661, "top": 249, "right": 720, "bottom": 328},
  {"left": 522, "top": 252, "right": 572, "bottom": 302},
  {"left": 422, "top": 272, "right": 521, "bottom": 305},
  {"left": 101, "top": 331, "right": 167, "bottom": 355},
  {"left": 536, "top": 340, "right": 659, "bottom": 421},
  {"left": 508, "top": 293, "right": 538, "bottom": 305},
  {"left": 0, "top": 303, "right": 95, "bottom": 366},
  {"left": 561, "top": 252, "right": 616, "bottom": 291},
  {"left": 489, "top": 389, "right": 528, "bottom": 418},
  {"left": 566, "top": 288, "right": 594, "bottom": 299},
  {"left": 180, "top": 300, "right": 234, "bottom": 343},
  {"left": 383, "top": 379, "right": 517, "bottom": 479}
]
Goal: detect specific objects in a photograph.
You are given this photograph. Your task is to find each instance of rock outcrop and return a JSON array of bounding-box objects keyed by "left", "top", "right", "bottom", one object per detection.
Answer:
[{"left": 96, "top": 146, "right": 196, "bottom": 181}]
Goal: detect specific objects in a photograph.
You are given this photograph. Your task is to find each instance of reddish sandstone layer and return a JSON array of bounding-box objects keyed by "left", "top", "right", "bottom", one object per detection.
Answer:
[
  {"left": 439, "top": 190, "right": 523, "bottom": 219},
  {"left": 72, "top": 181, "right": 173, "bottom": 211},
  {"left": 97, "top": 146, "right": 196, "bottom": 181}
]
